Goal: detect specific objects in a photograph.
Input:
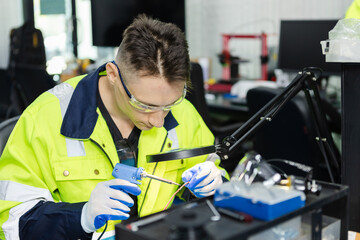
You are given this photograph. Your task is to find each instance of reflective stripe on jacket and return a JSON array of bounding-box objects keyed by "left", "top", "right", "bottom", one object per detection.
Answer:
[{"left": 0, "top": 63, "right": 223, "bottom": 239}]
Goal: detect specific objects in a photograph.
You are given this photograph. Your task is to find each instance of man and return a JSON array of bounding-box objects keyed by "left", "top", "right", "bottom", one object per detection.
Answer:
[{"left": 0, "top": 15, "right": 226, "bottom": 239}]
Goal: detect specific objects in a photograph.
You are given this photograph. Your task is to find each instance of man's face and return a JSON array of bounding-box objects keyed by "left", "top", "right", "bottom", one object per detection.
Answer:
[{"left": 113, "top": 65, "right": 186, "bottom": 131}]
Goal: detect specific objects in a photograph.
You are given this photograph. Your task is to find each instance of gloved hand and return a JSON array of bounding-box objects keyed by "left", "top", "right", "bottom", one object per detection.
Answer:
[
  {"left": 81, "top": 179, "right": 141, "bottom": 233},
  {"left": 182, "top": 161, "right": 223, "bottom": 198}
]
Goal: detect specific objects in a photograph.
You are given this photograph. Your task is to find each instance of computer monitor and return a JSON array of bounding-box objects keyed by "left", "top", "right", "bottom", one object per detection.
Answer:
[
  {"left": 90, "top": 0, "right": 185, "bottom": 47},
  {"left": 277, "top": 20, "right": 341, "bottom": 76}
]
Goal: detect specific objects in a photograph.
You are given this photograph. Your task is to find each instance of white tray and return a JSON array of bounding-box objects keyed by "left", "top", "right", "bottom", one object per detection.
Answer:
[{"left": 321, "top": 39, "right": 360, "bottom": 63}]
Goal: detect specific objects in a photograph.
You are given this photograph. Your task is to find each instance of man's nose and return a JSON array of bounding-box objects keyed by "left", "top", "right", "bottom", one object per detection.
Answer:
[{"left": 148, "top": 111, "right": 166, "bottom": 128}]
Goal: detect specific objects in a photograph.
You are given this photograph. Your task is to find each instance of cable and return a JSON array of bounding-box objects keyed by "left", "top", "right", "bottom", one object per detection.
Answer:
[
  {"left": 163, "top": 182, "right": 189, "bottom": 211},
  {"left": 97, "top": 221, "right": 108, "bottom": 240},
  {"left": 139, "top": 135, "right": 167, "bottom": 215},
  {"left": 267, "top": 163, "right": 288, "bottom": 179},
  {"left": 266, "top": 159, "right": 313, "bottom": 174}
]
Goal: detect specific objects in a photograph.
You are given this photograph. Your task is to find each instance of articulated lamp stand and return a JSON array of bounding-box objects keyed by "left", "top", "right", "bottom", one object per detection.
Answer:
[{"left": 147, "top": 69, "right": 340, "bottom": 183}]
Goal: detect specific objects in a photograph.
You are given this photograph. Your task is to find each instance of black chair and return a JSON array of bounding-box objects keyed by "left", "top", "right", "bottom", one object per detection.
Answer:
[
  {"left": 186, "top": 62, "right": 246, "bottom": 173},
  {"left": 246, "top": 86, "right": 341, "bottom": 182},
  {"left": 186, "top": 63, "right": 213, "bottom": 131},
  {"left": 6, "top": 65, "right": 56, "bottom": 118},
  {"left": 0, "top": 69, "right": 12, "bottom": 121},
  {"left": 0, "top": 116, "right": 20, "bottom": 156}
]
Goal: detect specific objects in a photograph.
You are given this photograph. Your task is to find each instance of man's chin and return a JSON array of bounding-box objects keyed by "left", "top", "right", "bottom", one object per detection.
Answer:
[{"left": 137, "top": 124, "right": 153, "bottom": 131}]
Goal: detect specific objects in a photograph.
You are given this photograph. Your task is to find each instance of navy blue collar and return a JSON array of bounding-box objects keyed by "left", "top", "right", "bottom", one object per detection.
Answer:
[{"left": 61, "top": 63, "right": 179, "bottom": 139}]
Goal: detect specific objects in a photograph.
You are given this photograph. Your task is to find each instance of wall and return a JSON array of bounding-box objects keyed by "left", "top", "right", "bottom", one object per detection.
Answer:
[
  {"left": 186, "top": 0, "right": 354, "bottom": 80},
  {"left": 0, "top": 0, "right": 23, "bottom": 69},
  {"left": 0, "top": 0, "right": 354, "bottom": 72}
]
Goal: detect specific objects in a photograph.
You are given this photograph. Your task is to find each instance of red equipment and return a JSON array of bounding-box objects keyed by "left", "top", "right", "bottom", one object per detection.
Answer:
[{"left": 221, "top": 33, "right": 268, "bottom": 80}]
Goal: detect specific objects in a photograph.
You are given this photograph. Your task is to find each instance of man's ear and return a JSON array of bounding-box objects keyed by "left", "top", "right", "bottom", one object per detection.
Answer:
[{"left": 106, "top": 62, "right": 118, "bottom": 85}]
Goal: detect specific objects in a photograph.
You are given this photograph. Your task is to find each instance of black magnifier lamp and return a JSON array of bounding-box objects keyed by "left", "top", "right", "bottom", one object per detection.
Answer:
[{"left": 147, "top": 68, "right": 341, "bottom": 183}]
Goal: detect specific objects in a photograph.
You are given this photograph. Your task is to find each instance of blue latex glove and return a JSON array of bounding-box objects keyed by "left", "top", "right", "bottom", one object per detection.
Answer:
[
  {"left": 182, "top": 161, "right": 223, "bottom": 198},
  {"left": 81, "top": 179, "right": 141, "bottom": 233}
]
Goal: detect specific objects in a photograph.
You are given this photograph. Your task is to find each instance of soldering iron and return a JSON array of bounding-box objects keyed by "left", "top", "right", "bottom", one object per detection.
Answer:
[{"left": 112, "top": 163, "right": 180, "bottom": 186}]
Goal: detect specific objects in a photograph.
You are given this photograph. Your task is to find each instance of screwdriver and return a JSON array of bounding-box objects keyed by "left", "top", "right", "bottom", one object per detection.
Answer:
[{"left": 112, "top": 163, "right": 180, "bottom": 186}]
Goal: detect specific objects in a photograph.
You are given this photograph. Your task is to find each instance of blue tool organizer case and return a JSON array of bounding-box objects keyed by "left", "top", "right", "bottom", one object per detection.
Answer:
[{"left": 213, "top": 181, "right": 306, "bottom": 221}]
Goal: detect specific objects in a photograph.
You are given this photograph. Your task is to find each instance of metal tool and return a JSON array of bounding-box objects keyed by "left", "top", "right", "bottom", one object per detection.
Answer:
[
  {"left": 206, "top": 199, "right": 221, "bottom": 221},
  {"left": 141, "top": 171, "right": 180, "bottom": 186},
  {"left": 112, "top": 163, "right": 180, "bottom": 186},
  {"left": 126, "top": 213, "right": 167, "bottom": 231},
  {"left": 217, "top": 207, "right": 253, "bottom": 223}
]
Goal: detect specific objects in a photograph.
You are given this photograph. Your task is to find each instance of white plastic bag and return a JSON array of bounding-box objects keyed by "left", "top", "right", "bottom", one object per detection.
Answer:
[
  {"left": 321, "top": 18, "right": 360, "bottom": 62},
  {"left": 329, "top": 18, "right": 360, "bottom": 40}
]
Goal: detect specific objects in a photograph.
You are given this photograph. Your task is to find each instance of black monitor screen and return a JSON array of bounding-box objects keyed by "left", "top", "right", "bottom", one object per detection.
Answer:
[
  {"left": 90, "top": 0, "right": 185, "bottom": 47},
  {"left": 278, "top": 20, "right": 341, "bottom": 76}
]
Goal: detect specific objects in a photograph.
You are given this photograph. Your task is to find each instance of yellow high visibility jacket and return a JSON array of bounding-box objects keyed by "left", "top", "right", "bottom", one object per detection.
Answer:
[
  {"left": 346, "top": 0, "right": 360, "bottom": 19},
  {"left": 0, "top": 63, "right": 226, "bottom": 239}
]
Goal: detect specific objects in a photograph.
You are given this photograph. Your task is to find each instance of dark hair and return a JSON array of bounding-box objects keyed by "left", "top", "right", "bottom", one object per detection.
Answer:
[{"left": 116, "top": 14, "right": 190, "bottom": 86}]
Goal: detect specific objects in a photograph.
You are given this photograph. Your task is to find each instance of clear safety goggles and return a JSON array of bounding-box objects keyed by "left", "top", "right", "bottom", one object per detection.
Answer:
[{"left": 112, "top": 61, "right": 187, "bottom": 113}]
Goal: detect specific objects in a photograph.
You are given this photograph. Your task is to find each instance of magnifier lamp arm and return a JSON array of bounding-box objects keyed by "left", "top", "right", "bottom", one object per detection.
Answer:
[
  {"left": 147, "top": 70, "right": 340, "bottom": 184},
  {"left": 300, "top": 74, "right": 340, "bottom": 182},
  {"left": 215, "top": 72, "right": 312, "bottom": 161}
]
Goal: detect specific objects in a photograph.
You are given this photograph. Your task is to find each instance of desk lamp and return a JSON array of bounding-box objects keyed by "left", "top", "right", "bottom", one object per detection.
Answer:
[{"left": 147, "top": 68, "right": 340, "bottom": 183}]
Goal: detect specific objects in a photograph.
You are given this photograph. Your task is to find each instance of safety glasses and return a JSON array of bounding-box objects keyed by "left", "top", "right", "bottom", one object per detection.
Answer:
[{"left": 111, "top": 61, "right": 187, "bottom": 113}]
